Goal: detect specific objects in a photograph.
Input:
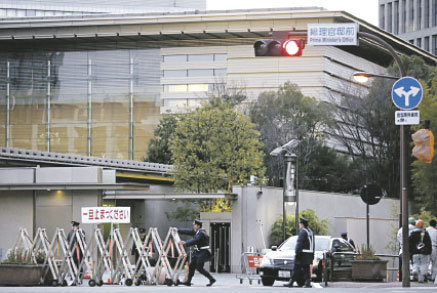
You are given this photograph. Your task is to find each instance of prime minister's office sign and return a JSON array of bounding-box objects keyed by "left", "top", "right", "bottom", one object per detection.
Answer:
[
  {"left": 307, "top": 23, "right": 359, "bottom": 46},
  {"left": 81, "top": 207, "right": 131, "bottom": 223}
]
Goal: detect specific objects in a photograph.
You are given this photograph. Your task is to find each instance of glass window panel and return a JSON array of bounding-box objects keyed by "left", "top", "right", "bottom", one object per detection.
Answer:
[
  {"left": 163, "top": 70, "right": 187, "bottom": 77},
  {"left": 51, "top": 51, "right": 88, "bottom": 123},
  {"left": 214, "top": 69, "right": 227, "bottom": 76},
  {"left": 131, "top": 49, "right": 161, "bottom": 102},
  {"left": 164, "top": 99, "right": 187, "bottom": 108},
  {"left": 133, "top": 100, "right": 160, "bottom": 123},
  {"left": 188, "top": 84, "right": 208, "bottom": 92},
  {"left": 92, "top": 124, "right": 129, "bottom": 159},
  {"left": 163, "top": 55, "right": 187, "bottom": 62},
  {"left": 90, "top": 50, "right": 129, "bottom": 122},
  {"left": 165, "top": 84, "right": 188, "bottom": 92},
  {"left": 10, "top": 124, "right": 46, "bottom": 150},
  {"left": 188, "top": 54, "right": 213, "bottom": 62},
  {"left": 133, "top": 122, "right": 155, "bottom": 161},
  {"left": 9, "top": 52, "right": 48, "bottom": 125},
  {"left": 188, "top": 69, "right": 213, "bottom": 77},
  {"left": 50, "top": 124, "right": 88, "bottom": 155},
  {"left": 209, "top": 83, "right": 226, "bottom": 92},
  {"left": 187, "top": 99, "right": 203, "bottom": 107},
  {"left": 214, "top": 53, "right": 227, "bottom": 61}
]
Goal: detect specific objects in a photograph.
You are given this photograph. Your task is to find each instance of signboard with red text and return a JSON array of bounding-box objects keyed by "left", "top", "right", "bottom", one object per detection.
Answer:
[{"left": 81, "top": 207, "right": 130, "bottom": 223}]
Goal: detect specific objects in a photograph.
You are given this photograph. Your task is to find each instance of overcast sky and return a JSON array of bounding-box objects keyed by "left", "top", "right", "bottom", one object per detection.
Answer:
[{"left": 207, "top": 0, "right": 379, "bottom": 26}]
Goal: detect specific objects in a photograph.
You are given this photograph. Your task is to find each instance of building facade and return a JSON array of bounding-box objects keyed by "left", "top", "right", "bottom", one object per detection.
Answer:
[
  {"left": 0, "top": 0, "right": 205, "bottom": 17},
  {"left": 0, "top": 8, "right": 435, "bottom": 161},
  {"left": 379, "top": 0, "right": 437, "bottom": 54}
]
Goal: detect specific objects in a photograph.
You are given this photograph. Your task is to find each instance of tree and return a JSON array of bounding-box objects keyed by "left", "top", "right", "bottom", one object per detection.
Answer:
[
  {"left": 333, "top": 55, "right": 435, "bottom": 198},
  {"left": 249, "top": 82, "right": 335, "bottom": 187},
  {"left": 333, "top": 79, "right": 400, "bottom": 197},
  {"left": 300, "top": 144, "right": 359, "bottom": 193},
  {"left": 170, "top": 98, "right": 265, "bottom": 193},
  {"left": 145, "top": 85, "right": 247, "bottom": 164},
  {"left": 145, "top": 114, "right": 181, "bottom": 164},
  {"left": 411, "top": 68, "right": 437, "bottom": 214},
  {"left": 269, "top": 209, "right": 329, "bottom": 247}
]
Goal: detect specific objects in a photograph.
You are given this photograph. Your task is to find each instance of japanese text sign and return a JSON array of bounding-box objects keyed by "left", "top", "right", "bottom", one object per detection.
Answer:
[
  {"left": 81, "top": 207, "right": 131, "bottom": 223},
  {"left": 307, "top": 23, "right": 359, "bottom": 46}
]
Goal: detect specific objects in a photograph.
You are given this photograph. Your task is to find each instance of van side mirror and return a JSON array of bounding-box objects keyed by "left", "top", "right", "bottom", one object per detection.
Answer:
[{"left": 271, "top": 246, "right": 278, "bottom": 251}]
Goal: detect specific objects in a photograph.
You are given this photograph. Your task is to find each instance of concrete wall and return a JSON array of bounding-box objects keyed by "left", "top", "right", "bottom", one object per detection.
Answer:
[
  {"left": 0, "top": 167, "right": 103, "bottom": 259},
  {"left": 35, "top": 190, "right": 100, "bottom": 241},
  {"left": 0, "top": 191, "right": 34, "bottom": 260},
  {"left": 229, "top": 185, "right": 400, "bottom": 272}
]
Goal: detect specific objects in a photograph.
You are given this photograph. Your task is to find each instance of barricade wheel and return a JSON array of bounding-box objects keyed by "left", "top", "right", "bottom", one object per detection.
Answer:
[
  {"left": 51, "top": 280, "right": 58, "bottom": 287},
  {"left": 165, "top": 279, "right": 173, "bottom": 286},
  {"left": 97, "top": 280, "right": 103, "bottom": 287},
  {"left": 62, "top": 280, "right": 68, "bottom": 287},
  {"left": 88, "top": 279, "right": 96, "bottom": 287},
  {"left": 125, "top": 278, "right": 133, "bottom": 286},
  {"left": 135, "top": 280, "right": 141, "bottom": 286},
  {"left": 240, "top": 279, "right": 243, "bottom": 284}
]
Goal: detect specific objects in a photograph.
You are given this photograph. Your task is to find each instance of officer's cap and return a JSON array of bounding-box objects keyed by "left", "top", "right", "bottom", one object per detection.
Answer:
[
  {"left": 138, "top": 228, "right": 146, "bottom": 234},
  {"left": 193, "top": 219, "right": 202, "bottom": 227},
  {"left": 71, "top": 221, "right": 80, "bottom": 226},
  {"left": 299, "top": 217, "right": 308, "bottom": 226},
  {"left": 341, "top": 232, "right": 348, "bottom": 237}
]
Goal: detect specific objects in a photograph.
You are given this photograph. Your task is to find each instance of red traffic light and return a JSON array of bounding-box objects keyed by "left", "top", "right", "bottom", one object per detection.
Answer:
[
  {"left": 254, "top": 39, "right": 305, "bottom": 57},
  {"left": 282, "top": 40, "right": 304, "bottom": 56}
]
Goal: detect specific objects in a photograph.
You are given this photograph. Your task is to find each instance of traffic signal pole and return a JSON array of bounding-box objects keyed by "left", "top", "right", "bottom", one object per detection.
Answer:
[
  {"left": 357, "top": 32, "right": 409, "bottom": 287},
  {"left": 255, "top": 31, "right": 410, "bottom": 287}
]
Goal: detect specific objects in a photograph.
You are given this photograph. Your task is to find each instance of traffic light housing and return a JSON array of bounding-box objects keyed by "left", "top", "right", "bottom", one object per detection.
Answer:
[
  {"left": 254, "top": 39, "right": 305, "bottom": 57},
  {"left": 412, "top": 128, "right": 434, "bottom": 163}
]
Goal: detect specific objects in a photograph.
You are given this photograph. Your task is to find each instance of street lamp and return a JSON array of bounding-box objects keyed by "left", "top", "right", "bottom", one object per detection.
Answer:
[
  {"left": 352, "top": 72, "right": 399, "bottom": 83},
  {"left": 270, "top": 140, "right": 299, "bottom": 242},
  {"left": 356, "top": 30, "right": 409, "bottom": 288}
]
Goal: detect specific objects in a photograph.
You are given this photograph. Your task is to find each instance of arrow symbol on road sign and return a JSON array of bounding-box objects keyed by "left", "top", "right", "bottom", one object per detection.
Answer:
[{"left": 394, "top": 86, "right": 421, "bottom": 107}]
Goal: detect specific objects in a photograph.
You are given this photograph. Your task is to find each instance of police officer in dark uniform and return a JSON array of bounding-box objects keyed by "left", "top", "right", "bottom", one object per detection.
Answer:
[
  {"left": 176, "top": 219, "right": 216, "bottom": 287},
  {"left": 287, "top": 217, "right": 315, "bottom": 288},
  {"left": 131, "top": 227, "right": 146, "bottom": 264},
  {"left": 67, "top": 221, "right": 85, "bottom": 276}
]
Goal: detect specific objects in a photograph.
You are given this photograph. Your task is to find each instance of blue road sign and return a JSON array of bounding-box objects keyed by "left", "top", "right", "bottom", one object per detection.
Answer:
[{"left": 392, "top": 77, "right": 423, "bottom": 110}]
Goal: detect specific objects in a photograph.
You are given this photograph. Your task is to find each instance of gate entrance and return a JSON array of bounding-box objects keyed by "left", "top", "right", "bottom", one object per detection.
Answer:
[{"left": 210, "top": 222, "right": 230, "bottom": 273}]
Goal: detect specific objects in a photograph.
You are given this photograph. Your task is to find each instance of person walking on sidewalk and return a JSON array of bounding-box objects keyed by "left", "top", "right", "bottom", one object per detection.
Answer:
[
  {"left": 286, "top": 217, "right": 315, "bottom": 288},
  {"left": 409, "top": 219, "right": 432, "bottom": 283},
  {"left": 397, "top": 217, "right": 416, "bottom": 281},
  {"left": 176, "top": 219, "right": 216, "bottom": 287},
  {"left": 426, "top": 219, "right": 437, "bottom": 282}
]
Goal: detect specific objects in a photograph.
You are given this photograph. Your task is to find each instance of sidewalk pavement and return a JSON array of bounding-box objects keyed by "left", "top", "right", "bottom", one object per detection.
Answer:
[{"left": 211, "top": 273, "right": 437, "bottom": 288}]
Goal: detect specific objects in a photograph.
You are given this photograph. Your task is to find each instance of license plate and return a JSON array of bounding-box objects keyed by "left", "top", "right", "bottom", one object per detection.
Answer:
[{"left": 278, "top": 270, "right": 290, "bottom": 278}]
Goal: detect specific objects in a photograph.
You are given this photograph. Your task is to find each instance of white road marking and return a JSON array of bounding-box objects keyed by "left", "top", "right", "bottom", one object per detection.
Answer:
[{"left": 313, "top": 283, "right": 322, "bottom": 288}]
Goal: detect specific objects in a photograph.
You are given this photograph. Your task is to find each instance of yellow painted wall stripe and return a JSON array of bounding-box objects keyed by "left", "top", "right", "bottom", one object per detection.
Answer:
[{"left": 116, "top": 172, "right": 174, "bottom": 182}]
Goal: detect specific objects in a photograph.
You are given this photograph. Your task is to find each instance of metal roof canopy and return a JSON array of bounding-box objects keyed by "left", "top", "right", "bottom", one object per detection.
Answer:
[
  {"left": 103, "top": 191, "right": 237, "bottom": 200},
  {"left": 0, "top": 182, "right": 149, "bottom": 191},
  {"left": 0, "top": 8, "right": 434, "bottom": 65}
]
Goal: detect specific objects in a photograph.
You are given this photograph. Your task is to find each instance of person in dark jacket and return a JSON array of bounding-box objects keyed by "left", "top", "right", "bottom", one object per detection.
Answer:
[
  {"left": 409, "top": 219, "right": 432, "bottom": 283},
  {"left": 67, "top": 221, "right": 85, "bottom": 275},
  {"left": 131, "top": 228, "right": 146, "bottom": 264},
  {"left": 287, "top": 217, "right": 315, "bottom": 288},
  {"left": 176, "top": 219, "right": 216, "bottom": 287},
  {"left": 340, "top": 232, "right": 356, "bottom": 249}
]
